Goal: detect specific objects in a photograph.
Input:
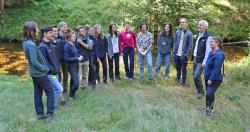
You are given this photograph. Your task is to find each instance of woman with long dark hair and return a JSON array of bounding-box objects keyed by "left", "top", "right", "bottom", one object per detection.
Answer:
[
  {"left": 22, "top": 21, "right": 55, "bottom": 121},
  {"left": 106, "top": 23, "right": 121, "bottom": 82},
  {"left": 155, "top": 23, "right": 173, "bottom": 78}
]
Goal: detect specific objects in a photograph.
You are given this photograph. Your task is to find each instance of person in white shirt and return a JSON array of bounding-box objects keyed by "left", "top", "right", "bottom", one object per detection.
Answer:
[{"left": 193, "top": 20, "right": 212, "bottom": 99}]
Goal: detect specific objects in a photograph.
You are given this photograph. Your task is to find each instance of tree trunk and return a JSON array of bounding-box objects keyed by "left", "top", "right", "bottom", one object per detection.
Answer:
[{"left": 0, "top": 0, "right": 4, "bottom": 18}]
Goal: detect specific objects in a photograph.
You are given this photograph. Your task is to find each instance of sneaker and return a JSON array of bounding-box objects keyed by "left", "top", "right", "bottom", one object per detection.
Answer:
[
  {"left": 104, "top": 80, "right": 107, "bottom": 84},
  {"left": 36, "top": 114, "right": 46, "bottom": 120},
  {"left": 45, "top": 113, "right": 55, "bottom": 123},
  {"left": 196, "top": 93, "right": 204, "bottom": 99},
  {"left": 129, "top": 78, "right": 134, "bottom": 81},
  {"left": 110, "top": 79, "right": 114, "bottom": 83},
  {"left": 125, "top": 76, "right": 130, "bottom": 80}
]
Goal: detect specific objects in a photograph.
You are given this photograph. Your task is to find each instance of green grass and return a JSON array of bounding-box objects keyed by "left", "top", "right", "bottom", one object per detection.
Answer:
[{"left": 0, "top": 57, "right": 250, "bottom": 131}]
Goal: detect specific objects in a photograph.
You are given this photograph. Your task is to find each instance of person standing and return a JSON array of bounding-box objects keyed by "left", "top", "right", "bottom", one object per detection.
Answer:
[
  {"left": 94, "top": 24, "right": 108, "bottom": 84},
  {"left": 51, "top": 26, "right": 67, "bottom": 106},
  {"left": 22, "top": 21, "right": 55, "bottom": 122},
  {"left": 136, "top": 23, "right": 153, "bottom": 80},
  {"left": 119, "top": 21, "right": 137, "bottom": 81},
  {"left": 203, "top": 36, "right": 224, "bottom": 116},
  {"left": 155, "top": 23, "right": 173, "bottom": 78},
  {"left": 39, "top": 26, "right": 63, "bottom": 106},
  {"left": 193, "top": 20, "right": 212, "bottom": 99},
  {"left": 106, "top": 23, "right": 121, "bottom": 82},
  {"left": 75, "top": 25, "right": 90, "bottom": 89},
  {"left": 57, "top": 22, "right": 69, "bottom": 93},
  {"left": 83, "top": 25, "right": 97, "bottom": 89},
  {"left": 64, "top": 32, "right": 83, "bottom": 99},
  {"left": 173, "top": 18, "right": 193, "bottom": 86}
]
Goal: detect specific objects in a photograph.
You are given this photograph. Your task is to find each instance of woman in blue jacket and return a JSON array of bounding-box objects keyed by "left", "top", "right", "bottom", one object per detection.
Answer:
[
  {"left": 64, "top": 32, "right": 83, "bottom": 99},
  {"left": 203, "top": 36, "right": 224, "bottom": 116}
]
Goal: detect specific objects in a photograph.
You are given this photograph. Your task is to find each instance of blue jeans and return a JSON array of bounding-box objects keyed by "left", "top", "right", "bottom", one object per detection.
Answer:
[
  {"left": 138, "top": 51, "right": 153, "bottom": 79},
  {"left": 32, "top": 75, "right": 55, "bottom": 115},
  {"left": 174, "top": 55, "right": 188, "bottom": 84},
  {"left": 155, "top": 53, "right": 171, "bottom": 77},
  {"left": 123, "top": 47, "right": 135, "bottom": 79},
  {"left": 47, "top": 75, "right": 63, "bottom": 105}
]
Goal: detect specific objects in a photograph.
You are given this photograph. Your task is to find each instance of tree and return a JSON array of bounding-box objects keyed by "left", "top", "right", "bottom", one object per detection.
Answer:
[{"left": 0, "top": 0, "right": 4, "bottom": 19}]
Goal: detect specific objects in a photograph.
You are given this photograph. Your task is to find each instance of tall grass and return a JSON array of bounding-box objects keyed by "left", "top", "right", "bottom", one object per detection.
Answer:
[{"left": 0, "top": 57, "right": 249, "bottom": 131}]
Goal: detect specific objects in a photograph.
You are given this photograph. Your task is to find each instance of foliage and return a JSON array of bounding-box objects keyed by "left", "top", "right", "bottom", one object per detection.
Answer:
[{"left": 0, "top": 0, "right": 249, "bottom": 42}]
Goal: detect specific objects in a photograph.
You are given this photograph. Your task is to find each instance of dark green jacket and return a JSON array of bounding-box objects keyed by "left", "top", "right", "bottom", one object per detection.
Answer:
[{"left": 22, "top": 39, "right": 49, "bottom": 77}]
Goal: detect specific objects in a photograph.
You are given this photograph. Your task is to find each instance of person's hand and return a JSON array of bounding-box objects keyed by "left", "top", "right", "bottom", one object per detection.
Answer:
[
  {"left": 120, "top": 53, "right": 123, "bottom": 56},
  {"left": 134, "top": 48, "right": 137, "bottom": 52},
  {"left": 108, "top": 55, "right": 112, "bottom": 59},
  {"left": 78, "top": 55, "right": 83, "bottom": 61},
  {"left": 97, "top": 58, "right": 100, "bottom": 62},
  {"left": 77, "top": 38, "right": 83, "bottom": 44},
  {"left": 207, "top": 80, "right": 212, "bottom": 85},
  {"left": 202, "top": 64, "right": 205, "bottom": 69}
]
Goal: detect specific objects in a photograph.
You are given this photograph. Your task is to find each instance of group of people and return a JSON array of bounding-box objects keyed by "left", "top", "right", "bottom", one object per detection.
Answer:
[{"left": 22, "top": 17, "right": 225, "bottom": 122}]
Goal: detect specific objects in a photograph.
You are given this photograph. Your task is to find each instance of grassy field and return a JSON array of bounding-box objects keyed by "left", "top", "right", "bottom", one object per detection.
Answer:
[{"left": 0, "top": 56, "right": 249, "bottom": 132}]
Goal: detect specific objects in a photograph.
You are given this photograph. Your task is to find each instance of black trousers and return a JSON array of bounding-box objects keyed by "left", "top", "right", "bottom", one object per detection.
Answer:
[
  {"left": 96, "top": 56, "right": 107, "bottom": 82},
  {"left": 68, "top": 64, "right": 79, "bottom": 97},
  {"left": 108, "top": 53, "right": 120, "bottom": 79},
  {"left": 88, "top": 51, "right": 96, "bottom": 86},
  {"left": 205, "top": 80, "right": 222, "bottom": 109}
]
